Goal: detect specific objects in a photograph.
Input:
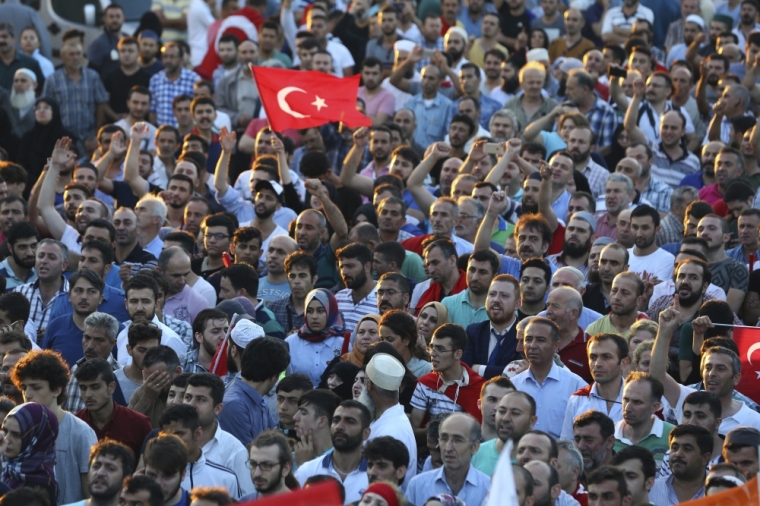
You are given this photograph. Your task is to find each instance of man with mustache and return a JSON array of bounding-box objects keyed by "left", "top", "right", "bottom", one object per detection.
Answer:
[
  {"left": 519, "top": 258, "right": 552, "bottom": 318},
  {"left": 473, "top": 390, "right": 536, "bottom": 476},
  {"left": 680, "top": 141, "right": 724, "bottom": 190},
  {"left": 9, "top": 68, "right": 36, "bottom": 137},
  {"left": 294, "top": 401, "right": 371, "bottom": 504},
  {"left": 361, "top": 353, "right": 417, "bottom": 484},
  {"left": 463, "top": 274, "right": 522, "bottom": 379},
  {"left": 442, "top": 249, "right": 498, "bottom": 328},
  {"left": 0, "top": 221, "right": 37, "bottom": 291},
  {"left": 587, "top": 272, "right": 646, "bottom": 339},
  {"left": 376, "top": 272, "right": 410, "bottom": 314},
  {"left": 547, "top": 213, "right": 596, "bottom": 276},
  {"left": 700, "top": 146, "right": 746, "bottom": 206},
  {"left": 79, "top": 439, "right": 135, "bottom": 506},
  {"left": 696, "top": 213, "right": 747, "bottom": 313},
  {"left": 336, "top": 243, "right": 377, "bottom": 330},
  {"left": 583, "top": 242, "right": 629, "bottom": 315},
  {"left": 0, "top": 23, "right": 44, "bottom": 92},
  {"left": 411, "top": 238, "right": 467, "bottom": 315},
  {"left": 567, "top": 126, "right": 610, "bottom": 200},
  {"left": 649, "top": 425, "right": 711, "bottom": 503},
  {"left": 511, "top": 317, "right": 587, "bottom": 439}
]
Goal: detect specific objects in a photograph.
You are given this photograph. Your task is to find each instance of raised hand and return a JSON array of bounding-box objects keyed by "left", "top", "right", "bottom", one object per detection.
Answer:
[
  {"left": 270, "top": 135, "right": 285, "bottom": 155},
  {"left": 539, "top": 161, "right": 553, "bottom": 180},
  {"left": 305, "top": 178, "right": 326, "bottom": 198},
  {"left": 407, "top": 45, "right": 424, "bottom": 64},
  {"left": 353, "top": 127, "right": 370, "bottom": 150},
  {"left": 487, "top": 190, "right": 509, "bottom": 216},
  {"left": 632, "top": 78, "right": 646, "bottom": 99},
  {"left": 219, "top": 126, "right": 237, "bottom": 153},
  {"left": 713, "top": 99, "right": 727, "bottom": 115},
  {"left": 142, "top": 369, "right": 172, "bottom": 399},
  {"left": 431, "top": 141, "right": 451, "bottom": 159},
  {"left": 505, "top": 138, "right": 522, "bottom": 156},
  {"left": 658, "top": 305, "right": 680, "bottom": 331},
  {"left": 131, "top": 122, "right": 151, "bottom": 142},
  {"left": 469, "top": 139, "right": 487, "bottom": 162},
  {"left": 692, "top": 315, "right": 714, "bottom": 336},
  {"left": 51, "top": 137, "right": 75, "bottom": 167}
]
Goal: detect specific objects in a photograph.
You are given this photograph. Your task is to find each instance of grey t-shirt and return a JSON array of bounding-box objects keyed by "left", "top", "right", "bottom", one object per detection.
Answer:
[
  {"left": 114, "top": 368, "right": 141, "bottom": 405},
  {"left": 530, "top": 16, "right": 566, "bottom": 41},
  {"left": 57, "top": 413, "right": 98, "bottom": 505}
]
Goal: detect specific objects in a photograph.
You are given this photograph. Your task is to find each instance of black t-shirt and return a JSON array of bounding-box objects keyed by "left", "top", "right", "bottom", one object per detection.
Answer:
[
  {"left": 109, "top": 180, "right": 162, "bottom": 209},
  {"left": 103, "top": 67, "right": 151, "bottom": 114},
  {"left": 192, "top": 257, "right": 225, "bottom": 280},
  {"left": 497, "top": 7, "right": 533, "bottom": 44},
  {"left": 331, "top": 13, "right": 370, "bottom": 72},
  {"left": 583, "top": 283, "right": 610, "bottom": 315}
]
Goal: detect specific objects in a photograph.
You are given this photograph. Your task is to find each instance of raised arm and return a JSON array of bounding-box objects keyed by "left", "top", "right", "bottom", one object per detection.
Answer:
[
  {"left": 121, "top": 122, "right": 152, "bottom": 198},
  {"left": 40, "top": 138, "right": 76, "bottom": 240},
  {"left": 695, "top": 59, "right": 711, "bottom": 118},
  {"left": 706, "top": 100, "right": 726, "bottom": 143},
  {"left": 608, "top": 68, "right": 630, "bottom": 112},
  {"left": 650, "top": 300, "right": 684, "bottom": 409},
  {"left": 484, "top": 138, "right": 522, "bottom": 186},
  {"left": 93, "top": 130, "right": 127, "bottom": 182},
  {"left": 339, "top": 127, "right": 374, "bottom": 197},
  {"left": 272, "top": 135, "right": 304, "bottom": 213},
  {"left": 623, "top": 77, "right": 647, "bottom": 146},
  {"left": 407, "top": 142, "right": 451, "bottom": 216},
  {"left": 213, "top": 127, "right": 236, "bottom": 198},
  {"left": 458, "top": 139, "right": 486, "bottom": 176},
  {"left": 475, "top": 190, "right": 509, "bottom": 253},
  {"left": 389, "top": 46, "right": 423, "bottom": 93},
  {"left": 432, "top": 51, "right": 462, "bottom": 96},
  {"left": 538, "top": 162, "right": 558, "bottom": 232},
  {"left": 523, "top": 103, "right": 566, "bottom": 143},
  {"left": 306, "top": 179, "right": 348, "bottom": 249}
]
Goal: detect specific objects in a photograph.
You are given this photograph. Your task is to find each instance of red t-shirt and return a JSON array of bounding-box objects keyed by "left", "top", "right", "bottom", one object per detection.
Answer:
[
  {"left": 77, "top": 403, "right": 154, "bottom": 458},
  {"left": 559, "top": 327, "right": 591, "bottom": 383},
  {"left": 548, "top": 223, "right": 565, "bottom": 255}
]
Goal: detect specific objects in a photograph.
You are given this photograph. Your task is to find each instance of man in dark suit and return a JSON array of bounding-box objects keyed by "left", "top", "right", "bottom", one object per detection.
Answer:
[{"left": 463, "top": 274, "right": 522, "bottom": 379}]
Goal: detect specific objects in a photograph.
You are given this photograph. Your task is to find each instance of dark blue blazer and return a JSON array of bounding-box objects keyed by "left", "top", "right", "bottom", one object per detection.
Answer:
[{"left": 462, "top": 320, "right": 519, "bottom": 379}]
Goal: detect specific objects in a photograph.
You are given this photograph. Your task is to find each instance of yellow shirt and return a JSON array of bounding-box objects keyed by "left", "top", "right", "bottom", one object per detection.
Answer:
[{"left": 467, "top": 39, "right": 509, "bottom": 69}]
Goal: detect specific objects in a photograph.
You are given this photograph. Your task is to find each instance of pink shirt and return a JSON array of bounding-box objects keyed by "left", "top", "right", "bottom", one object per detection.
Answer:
[
  {"left": 357, "top": 87, "right": 396, "bottom": 119},
  {"left": 698, "top": 183, "right": 723, "bottom": 206},
  {"left": 163, "top": 284, "right": 211, "bottom": 325}
]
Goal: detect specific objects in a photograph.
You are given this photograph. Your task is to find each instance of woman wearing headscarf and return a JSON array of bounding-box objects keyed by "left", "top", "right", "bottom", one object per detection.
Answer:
[
  {"left": 1, "top": 403, "right": 59, "bottom": 505},
  {"left": 416, "top": 302, "right": 450, "bottom": 349},
  {"left": 17, "top": 98, "right": 74, "bottom": 199},
  {"left": 341, "top": 314, "right": 381, "bottom": 366},
  {"left": 358, "top": 482, "right": 405, "bottom": 506},
  {"left": 285, "top": 288, "right": 346, "bottom": 387},
  {"left": 319, "top": 361, "right": 361, "bottom": 401},
  {"left": 423, "top": 494, "right": 467, "bottom": 506}
]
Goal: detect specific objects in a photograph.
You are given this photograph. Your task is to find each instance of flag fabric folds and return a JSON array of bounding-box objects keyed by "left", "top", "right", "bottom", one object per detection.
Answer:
[
  {"left": 679, "top": 476, "right": 758, "bottom": 506},
  {"left": 730, "top": 326, "right": 760, "bottom": 405},
  {"left": 251, "top": 66, "right": 372, "bottom": 132}
]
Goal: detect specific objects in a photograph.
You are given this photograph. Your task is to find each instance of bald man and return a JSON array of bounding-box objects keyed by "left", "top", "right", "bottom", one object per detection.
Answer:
[
  {"left": 524, "top": 460, "right": 562, "bottom": 506},
  {"left": 543, "top": 286, "right": 591, "bottom": 382},
  {"left": 258, "top": 235, "right": 299, "bottom": 302}
]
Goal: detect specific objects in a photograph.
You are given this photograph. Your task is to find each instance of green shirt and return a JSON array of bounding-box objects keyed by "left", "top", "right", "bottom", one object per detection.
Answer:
[
  {"left": 442, "top": 288, "right": 489, "bottom": 328},
  {"left": 471, "top": 439, "right": 501, "bottom": 477},
  {"left": 586, "top": 314, "right": 633, "bottom": 339},
  {"left": 315, "top": 244, "right": 339, "bottom": 290},
  {"left": 402, "top": 250, "right": 428, "bottom": 283},
  {"left": 613, "top": 417, "right": 674, "bottom": 471}
]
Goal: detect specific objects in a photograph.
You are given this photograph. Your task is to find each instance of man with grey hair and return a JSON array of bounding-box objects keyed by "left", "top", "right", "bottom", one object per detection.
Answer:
[
  {"left": 405, "top": 412, "right": 491, "bottom": 506},
  {"left": 557, "top": 440, "right": 587, "bottom": 503},
  {"left": 657, "top": 186, "right": 699, "bottom": 245},
  {"left": 547, "top": 213, "right": 596, "bottom": 277},
  {"left": 489, "top": 109, "right": 520, "bottom": 143},
  {"left": 504, "top": 62, "right": 558, "bottom": 135},
  {"left": 135, "top": 194, "right": 166, "bottom": 258},
  {"left": 454, "top": 196, "right": 485, "bottom": 245},
  {"left": 9, "top": 68, "right": 37, "bottom": 137},
  {"left": 543, "top": 286, "right": 591, "bottom": 382},
  {"left": 63, "top": 311, "right": 125, "bottom": 412},
  {"left": 595, "top": 173, "right": 636, "bottom": 240},
  {"left": 706, "top": 84, "right": 752, "bottom": 144},
  {"left": 158, "top": 247, "right": 210, "bottom": 325},
  {"left": 15, "top": 238, "right": 69, "bottom": 342}
]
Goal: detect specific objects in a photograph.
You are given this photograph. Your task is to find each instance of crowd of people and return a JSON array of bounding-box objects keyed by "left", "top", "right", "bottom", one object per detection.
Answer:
[{"left": 0, "top": 0, "right": 760, "bottom": 504}]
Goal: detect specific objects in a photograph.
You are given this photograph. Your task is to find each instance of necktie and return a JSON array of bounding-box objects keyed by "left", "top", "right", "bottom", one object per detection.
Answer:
[{"left": 488, "top": 330, "right": 507, "bottom": 367}]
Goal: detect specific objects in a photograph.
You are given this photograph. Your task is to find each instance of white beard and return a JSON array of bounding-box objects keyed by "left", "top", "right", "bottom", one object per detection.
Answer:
[
  {"left": 11, "top": 88, "right": 35, "bottom": 110},
  {"left": 358, "top": 388, "right": 376, "bottom": 420}
]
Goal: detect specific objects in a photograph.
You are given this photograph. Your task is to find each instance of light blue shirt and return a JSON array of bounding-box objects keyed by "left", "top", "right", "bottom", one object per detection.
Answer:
[
  {"left": 405, "top": 465, "right": 491, "bottom": 506},
  {"left": 552, "top": 190, "right": 572, "bottom": 224},
  {"left": 406, "top": 92, "right": 453, "bottom": 148},
  {"left": 284, "top": 334, "right": 345, "bottom": 387},
  {"left": 649, "top": 473, "right": 704, "bottom": 505},
  {"left": 218, "top": 186, "right": 297, "bottom": 231},
  {"left": 441, "top": 288, "right": 489, "bottom": 329},
  {"left": 510, "top": 363, "right": 588, "bottom": 439},
  {"left": 218, "top": 373, "right": 277, "bottom": 446}
]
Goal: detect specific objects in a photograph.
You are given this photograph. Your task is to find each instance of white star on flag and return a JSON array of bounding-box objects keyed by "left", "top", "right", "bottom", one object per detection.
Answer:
[{"left": 312, "top": 96, "right": 327, "bottom": 111}]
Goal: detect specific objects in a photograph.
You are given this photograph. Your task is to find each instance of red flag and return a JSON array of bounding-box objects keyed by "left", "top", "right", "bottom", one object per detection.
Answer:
[
  {"left": 251, "top": 66, "right": 372, "bottom": 132},
  {"left": 679, "top": 476, "right": 758, "bottom": 506},
  {"left": 729, "top": 326, "right": 760, "bottom": 404},
  {"left": 235, "top": 481, "right": 343, "bottom": 506}
]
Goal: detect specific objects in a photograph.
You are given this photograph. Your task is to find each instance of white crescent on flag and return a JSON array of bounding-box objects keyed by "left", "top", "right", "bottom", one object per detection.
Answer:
[
  {"left": 747, "top": 342, "right": 760, "bottom": 366},
  {"left": 277, "top": 87, "right": 310, "bottom": 119}
]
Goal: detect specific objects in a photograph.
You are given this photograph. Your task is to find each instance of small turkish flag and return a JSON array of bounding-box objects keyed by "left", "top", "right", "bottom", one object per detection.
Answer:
[
  {"left": 730, "top": 326, "right": 760, "bottom": 405},
  {"left": 251, "top": 66, "right": 372, "bottom": 132}
]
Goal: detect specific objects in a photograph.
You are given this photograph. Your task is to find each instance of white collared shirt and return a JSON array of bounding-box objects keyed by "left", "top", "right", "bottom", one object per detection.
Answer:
[
  {"left": 294, "top": 450, "right": 368, "bottom": 504},
  {"left": 368, "top": 404, "right": 417, "bottom": 487},
  {"left": 203, "top": 422, "right": 255, "bottom": 495},
  {"left": 561, "top": 380, "right": 624, "bottom": 440},
  {"left": 116, "top": 314, "right": 187, "bottom": 365}
]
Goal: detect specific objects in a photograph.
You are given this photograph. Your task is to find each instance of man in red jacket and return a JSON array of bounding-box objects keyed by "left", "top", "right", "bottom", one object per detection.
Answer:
[{"left": 410, "top": 238, "right": 468, "bottom": 315}]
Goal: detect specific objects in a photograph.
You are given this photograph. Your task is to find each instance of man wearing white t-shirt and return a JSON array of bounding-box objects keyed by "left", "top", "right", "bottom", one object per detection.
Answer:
[
  {"left": 650, "top": 306, "right": 760, "bottom": 434},
  {"left": 627, "top": 204, "right": 675, "bottom": 283}
]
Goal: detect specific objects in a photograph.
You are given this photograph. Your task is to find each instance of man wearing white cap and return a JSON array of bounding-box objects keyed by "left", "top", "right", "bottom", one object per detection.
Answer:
[
  {"left": 362, "top": 353, "right": 417, "bottom": 484},
  {"left": 667, "top": 15, "right": 705, "bottom": 67},
  {"left": 9, "top": 67, "right": 36, "bottom": 137},
  {"left": 444, "top": 27, "right": 472, "bottom": 74},
  {"left": 219, "top": 323, "right": 291, "bottom": 445}
]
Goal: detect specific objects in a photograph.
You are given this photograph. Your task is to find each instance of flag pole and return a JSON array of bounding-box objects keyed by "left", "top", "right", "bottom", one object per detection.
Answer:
[{"left": 710, "top": 323, "right": 759, "bottom": 329}]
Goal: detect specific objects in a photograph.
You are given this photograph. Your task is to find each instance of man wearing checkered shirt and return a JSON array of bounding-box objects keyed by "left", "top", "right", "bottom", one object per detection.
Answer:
[
  {"left": 148, "top": 42, "right": 200, "bottom": 127},
  {"left": 565, "top": 68, "right": 618, "bottom": 156},
  {"left": 626, "top": 143, "right": 675, "bottom": 214}
]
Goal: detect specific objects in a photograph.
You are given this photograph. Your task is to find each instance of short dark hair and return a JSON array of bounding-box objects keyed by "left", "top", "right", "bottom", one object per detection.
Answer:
[
  {"left": 362, "top": 56, "right": 383, "bottom": 70},
  {"left": 365, "top": 436, "right": 410, "bottom": 485},
  {"left": 630, "top": 204, "right": 660, "bottom": 227},
  {"left": 141, "top": 345, "right": 180, "bottom": 371},
  {"left": 284, "top": 251, "right": 318, "bottom": 276},
  {"left": 6, "top": 221, "right": 39, "bottom": 246},
  {"left": 0, "top": 487, "right": 51, "bottom": 506},
  {"left": 75, "top": 358, "right": 114, "bottom": 385},
  {"left": 480, "top": 376, "right": 515, "bottom": 397},
  {"left": 159, "top": 403, "right": 201, "bottom": 431},
  {"left": 523, "top": 429, "right": 558, "bottom": 458},
  {"left": 521, "top": 257, "right": 552, "bottom": 286},
  {"left": 241, "top": 337, "right": 290, "bottom": 382},
  {"left": 587, "top": 466, "right": 629, "bottom": 497},
  {"left": 610, "top": 445, "right": 657, "bottom": 479},
  {"left": 0, "top": 293, "right": 30, "bottom": 326},
  {"left": 297, "top": 389, "right": 341, "bottom": 420},
  {"left": 432, "top": 323, "right": 467, "bottom": 352},
  {"left": 0, "top": 331, "right": 31, "bottom": 351},
  {"left": 624, "top": 371, "right": 664, "bottom": 402},
  {"left": 144, "top": 434, "right": 188, "bottom": 478},
  {"left": 192, "top": 308, "right": 229, "bottom": 341},
  {"left": 450, "top": 113, "right": 476, "bottom": 136},
  {"left": 163, "top": 231, "right": 196, "bottom": 254},
  {"left": 189, "top": 488, "right": 233, "bottom": 505},
  {"left": 0, "top": 196, "right": 28, "bottom": 216},
  {"left": 69, "top": 269, "right": 105, "bottom": 294},
  {"left": 84, "top": 219, "right": 116, "bottom": 242},
  {"left": 121, "top": 475, "right": 163, "bottom": 506},
  {"left": 669, "top": 424, "right": 713, "bottom": 455},
  {"left": 723, "top": 180, "right": 755, "bottom": 203},
  {"left": 336, "top": 243, "right": 373, "bottom": 266},
  {"left": 89, "top": 439, "right": 136, "bottom": 477},
  {"left": 276, "top": 373, "right": 313, "bottom": 395},
  {"left": 127, "top": 321, "right": 162, "bottom": 348},
  {"left": 587, "top": 333, "right": 629, "bottom": 361},
  {"left": 123, "top": 275, "right": 159, "bottom": 302},
  {"left": 221, "top": 263, "right": 259, "bottom": 298},
  {"left": 573, "top": 410, "right": 615, "bottom": 440},
  {"left": 202, "top": 213, "right": 236, "bottom": 237},
  {"left": 374, "top": 242, "right": 406, "bottom": 270},
  {"left": 11, "top": 350, "right": 70, "bottom": 406},
  {"left": 186, "top": 373, "right": 226, "bottom": 407},
  {"left": 698, "top": 300, "right": 733, "bottom": 338},
  {"left": 469, "top": 249, "right": 500, "bottom": 275},
  {"left": 338, "top": 399, "right": 372, "bottom": 430},
  {"left": 683, "top": 391, "right": 722, "bottom": 420},
  {"left": 81, "top": 240, "right": 115, "bottom": 265},
  {"left": 377, "top": 271, "right": 410, "bottom": 295}
]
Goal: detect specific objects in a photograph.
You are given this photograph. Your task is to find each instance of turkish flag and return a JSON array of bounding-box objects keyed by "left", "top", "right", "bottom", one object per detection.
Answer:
[
  {"left": 236, "top": 481, "right": 343, "bottom": 505},
  {"left": 678, "top": 477, "right": 758, "bottom": 506},
  {"left": 729, "top": 326, "right": 760, "bottom": 404},
  {"left": 251, "top": 66, "right": 372, "bottom": 132}
]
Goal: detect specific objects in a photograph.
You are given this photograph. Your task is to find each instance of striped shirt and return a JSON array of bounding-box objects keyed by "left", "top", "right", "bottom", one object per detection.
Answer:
[
  {"left": 580, "top": 159, "right": 610, "bottom": 200},
  {"left": 601, "top": 4, "right": 654, "bottom": 34},
  {"left": 0, "top": 258, "right": 36, "bottom": 292},
  {"left": 16, "top": 277, "right": 69, "bottom": 341},
  {"left": 336, "top": 285, "right": 378, "bottom": 331},
  {"left": 650, "top": 141, "right": 701, "bottom": 188},
  {"left": 641, "top": 175, "right": 674, "bottom": 214},
  {"left": 649, "top": 474, "right": 704, "bottom": 505}
]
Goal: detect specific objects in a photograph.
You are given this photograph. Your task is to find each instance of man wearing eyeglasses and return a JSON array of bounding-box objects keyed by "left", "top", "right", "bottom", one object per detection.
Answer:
[{"left": 240, "top": 430, "right": 294, "bottom": 501}]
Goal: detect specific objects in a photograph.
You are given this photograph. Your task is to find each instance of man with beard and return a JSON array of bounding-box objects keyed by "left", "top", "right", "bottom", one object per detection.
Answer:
[
  {"left": 696, "top": 214, "right": 747, "bottom": 312},
  {"left": 80, "top": 439, "right": 135, "bottom": 506},
  {"left": 247, "top": 180, "right": 288, "bottom": 270},
  {"left": 584, "top": 243, "right": 629, "bottom": 315},
  {"left": 240, "top": 430, "right": 294, "bottom": 501},
  {"left": 442, "top": 248, "right": 497, "bottom": 327},
  {"left": 700, "top": 146, "right": 745, "bottom": 206},
  {"left": 102, "top": 37, "right": 150, "bottom": 123},
  {"left": 0, "top": 221, "right": 37, "bottom": 291},
  {"left": 547, "top": 214, "right": 595, "bottom": 276},
  {"left": 611, "top": 445, "right": 657, "bottom": 506},
  {"left": 358, "top": 57, "right": 395, "bottom": 126},
  {"left": 365, "top": 7, "right": 403, "bottom": 73},
  {"left": 9, "top": 68, "right": 36, "bottom": 137},
  {"left": 519, "top": 258, "right": 551, "bottom": 319},
  {"left": 142, "top": 434, "right": 192, "bottom": 505},
  {"left": 41, "top": 270, "right": 105, "bottom": 367},
  {"left": 115, "top": 276, "right": 186, "bottom": 366},
  {"left": 649, "top": 425, "right": 711, "bottom": 503},
  {"left": 626, "top": 82, "right": 701, "bottom": 189},
  {"left": 181, "top": 97, "right": 222, "bottom": 174},
  {"left": 523, "top": 460, "right": 563, "bottom": 506},
  {"left": 446, "top": 114, "right": 477, "bottom": 160},
  {"left": 148, "top": 43, "right": 201, "bottom": 128},
  {"left": 505, "top": 63, "right": 559, "bottom": 140},
  {"left": 411, "top": 238, "right": 467, "bottom": 315},
  {"left": 451, "top": 64, "right": 502, "bottom": 130},
  {"left": 615, "top": 208, "right": 636, "bottom": 249},
  {"left": 295, "top": 401, "right": 372, "bottom": 504},
  {"left": 463, "top": 273, "right": 521, "bottom": 378},
  {"left": 212, "top": 35, "right": 240, "bottom": 91},
  {"left": 570, "top": 411, "right": 618, "bottom": 477},
  {"left": 0, "top": 344, "right": 26, "bottom": 406},
  {"left": 268, "top": 252, "right": 317, "bottom": 336},
  {"left": 633, "top": 73, "right": 697, "bottom": 151},
  {"left": 549, "top": 9, "right": 595, "bottom": 62},
  {"left": 336, "top": 243, "right": 377, "bottom": 330},
  {"left": 587, "top": 272, "right": 646, "bottom": 339},
  {"left": 567, "top": 126, "right": 610, "bottom": 201},
  {"left": 625, "top": 205, "right": 675, "bottom": 283},
  {"left": 361, "top": 353, "right": 417, "bottom": 483},
  {"left": 473, "top": 390, "right": 537, "bottom": 476},
  {"left": 481, "top": 49, "right": 506, "bottom": 96},
  {"left": 258, "top": 235, "right": 297, "bottom": 303},
  {"left": 376, "top": 272, "right": 411, "bottom": 314}
]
